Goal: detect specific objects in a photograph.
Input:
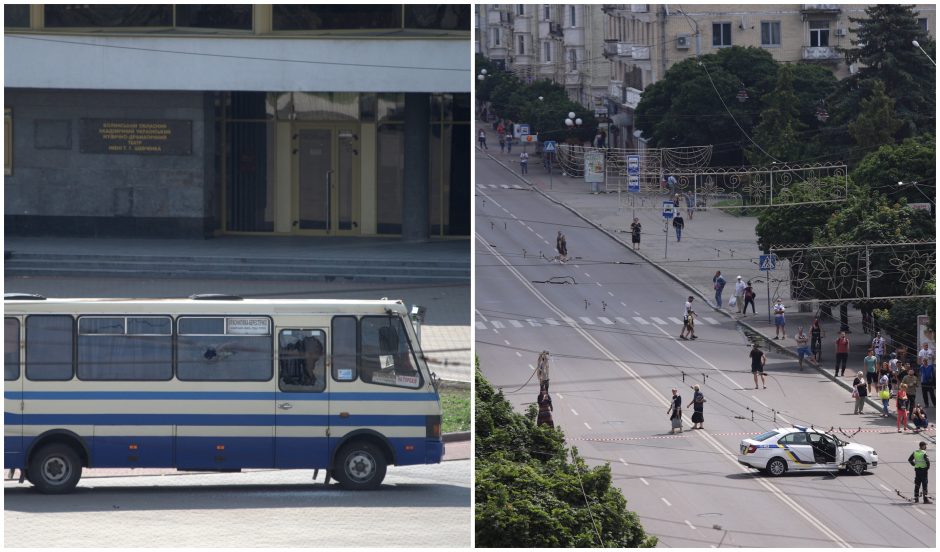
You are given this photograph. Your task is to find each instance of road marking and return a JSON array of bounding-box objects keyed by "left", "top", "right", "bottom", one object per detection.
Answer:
[
  {"left": 475, "top": 309, "right": 489, "bottom": 322},
  {"left": 556, "top": 393, "right": 564, "bottom": 399},
  {"left": 640, "top": 477, "right": 649, "bottom": 486},
  {"left": 580, "top": 317, "right": 595, "bottom": 325},
  {"left": 475, "top": 321, "right": 487, "bottom": 330},
  {"left": 661, "top": 497, "right": 672, "bottom": 507},
  {"left": 685, "top": 520, "right": 696, "bottom": 530},
  {"left": 703, "top": 317, "right": 720, "bottom": 325},
  {"left": 529, "top": 364, "right": 535, "bottom": 371},
  {"left": 476, "top": 230, "right": 851, "bottom": 549},
  {"left": 651, "top": 317, "right": 667, "bottom": 325},
  {"left": 608, "top": 291, "right": 614, "bottom": 297},
  {"left": 619, "top": 458, "right": 628, "bottom": 467},
  {"left": 621, "top": 302, "right": 627, "bottom": 307},
  {"left": 535, "top": 233, "right": 544, "bottom": 240},
  {"left": 650, "top": 325, "right": 743, "bottom": 391},
  {"left": 584, "top": 272, "right": 591, "bottom": 277},
  {"left": 543, "top": 240, "right": 551, "bottom": 246},
  {"left": 509, "top": 320, "right": 524, "bottom": 328},
  {"left": 526, "top": 319, "right": 542, "bottom": 327},
  {"left": 518, "top": 220, "right": 526, "bottom": 226},
  {"left": 668, "top": 317, "right": 683, "bottom": 325},
  {"left": 510, "top": 213, "right": 517, "bottom": 218},
  {"left": 914, "top": 507, "right": 926, "bottom": 516},
  {"left": 598, "top": 317, "right": 613, "bottom": 325},
  {"left": 504, "top": 340, "right": 511, "bottom": 346},
  {"left": 515, "top": 351, "right": 522, "bottom": 357},
  {"left": 615, "top": 317, "right": 631, "bottom": 325},
  {"left": 545, "top": 318, "right": 560, "bottom": 326},
  {"left": 596, "top": 282, "right": 603, "bottom": 287},
  {"left": 501, "top": 184, "right": 509, "bottom": 189},
  {"left": 584, "top": 422, "right": 592, "bottom": 430},
  {"left": 752, "top": 396, "right": 769, "bottom": 408},
  {"left": 561, "top": 317, "right": 576, "bottom": 324},
  {"left": 632, "top": 317, "right": 650, "bottom": 325},
  {"left": 571, "top": 409, "right": 579, "bottom": 416},
  {"left": 879, "top": 484, "right": 892, "bottom": 492},
  {"left": 492, "top": 321, "right": 505, "bottom": 329}
]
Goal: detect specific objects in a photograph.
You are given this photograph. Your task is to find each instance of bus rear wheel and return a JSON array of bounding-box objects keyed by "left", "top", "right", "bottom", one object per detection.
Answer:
[
  {"left": 29, "top": 443, "right": 82, "bottom": 494},
  {"left": 334, "top": 442, "right": 387, "bottom": 490}
]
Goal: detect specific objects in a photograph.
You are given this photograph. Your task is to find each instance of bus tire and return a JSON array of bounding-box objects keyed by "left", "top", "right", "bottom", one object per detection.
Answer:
[
  {"left": 28, "top": 443, "right": 82, "bottom": 494},
  {"left": 333, "top": 441, "right": 386, "bottom": 490}
]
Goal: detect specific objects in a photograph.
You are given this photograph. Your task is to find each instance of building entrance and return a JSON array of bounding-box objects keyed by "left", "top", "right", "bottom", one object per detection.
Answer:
[{"left": 292, "top": 124, "right": 360, "bottom": 235}]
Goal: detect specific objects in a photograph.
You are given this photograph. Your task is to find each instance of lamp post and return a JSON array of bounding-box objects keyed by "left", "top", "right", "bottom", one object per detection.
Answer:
[
  {"left": 562, "top": 112, "right": 583, "bottom": 178},
  {"left": 912, "top": 40, "right": 936, "bottom": 66}
]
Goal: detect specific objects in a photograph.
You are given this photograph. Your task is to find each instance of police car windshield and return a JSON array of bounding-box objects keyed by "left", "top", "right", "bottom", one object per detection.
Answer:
[{"left": 753, "top": 430, "right": 779, "bottom": 442}]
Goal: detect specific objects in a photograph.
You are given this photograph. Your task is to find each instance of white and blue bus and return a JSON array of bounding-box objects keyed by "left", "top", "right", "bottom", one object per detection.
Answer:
[{"left": 4, "top": 293, "right": 443, "bottom": 493}]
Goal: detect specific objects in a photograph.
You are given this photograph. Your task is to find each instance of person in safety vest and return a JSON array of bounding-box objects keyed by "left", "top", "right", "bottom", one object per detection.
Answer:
[{"left": 908, "top": 441, "right": 931, "bottom": 504}]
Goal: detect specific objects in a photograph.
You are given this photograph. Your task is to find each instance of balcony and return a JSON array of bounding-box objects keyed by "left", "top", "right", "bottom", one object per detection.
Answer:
[
  {"left": 801, "top": 5, "right": 841, "bottom": 14},
  {"left": 603, "top": 41, "right": 634, "bottom": 59},
  {"left": 624, "top": 87, "right": 643, "bottom": 109},
  {"left": 631, "top": 46, "right": 650, "bottom": 60},
  {"left": 631, "top": 5, "right": 649, "bottom": 13},
  {"left": 565, "top": 72, "right": 582, "bottom": 86},
  {"left": 802, "top": 46, "right": 841, "bottom": 61}
]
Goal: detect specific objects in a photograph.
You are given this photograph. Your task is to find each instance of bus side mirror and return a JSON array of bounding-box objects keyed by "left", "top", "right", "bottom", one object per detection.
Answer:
[{"left": 410, "top": 305, "right": 426, "bottom": 344}]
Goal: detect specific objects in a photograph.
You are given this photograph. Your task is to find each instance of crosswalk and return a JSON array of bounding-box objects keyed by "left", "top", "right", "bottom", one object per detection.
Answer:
[
  {"left": 477, "top": 184, "right": 525, "bottom": 190},
  {"left": 476, "top": 314, "right": 722, "bottom": 331}
]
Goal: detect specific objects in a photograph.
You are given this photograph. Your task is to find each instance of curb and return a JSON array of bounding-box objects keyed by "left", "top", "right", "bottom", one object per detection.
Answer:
[{"left": 443, "top": 431, "right": 471, "bottom": 443}]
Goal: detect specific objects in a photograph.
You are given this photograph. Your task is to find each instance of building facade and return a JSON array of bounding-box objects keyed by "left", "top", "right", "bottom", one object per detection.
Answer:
[
  {"left": 4, "top": 4, "right": 471, "bottom": 239},
  {"left": 476, "top": 4, "right": 610, "bottom": 109},
  {"left": 603, "top": 4, "right": 936, "bottom": 149}
]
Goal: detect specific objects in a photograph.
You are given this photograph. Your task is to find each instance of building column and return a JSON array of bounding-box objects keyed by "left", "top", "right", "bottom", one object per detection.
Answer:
[{"left": 401, "top": 92, "right": 429, "bottom": 242}]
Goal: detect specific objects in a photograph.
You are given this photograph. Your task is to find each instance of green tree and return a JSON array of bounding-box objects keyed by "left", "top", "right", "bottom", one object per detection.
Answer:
[
  {"left": 747, "top": 65, "right": 806, "bottom": 165},
  {"left": 846, "top": 80, "right": 903, "bottom": 162},
  {"left": 754, "top": 176, "right": 850, "bottom": 254},
  {"left": 850, "top": 134, "right": 935, "bottom": 207},
  {"left": 475, "top": 367, "right": 656, "bottom": 548}
]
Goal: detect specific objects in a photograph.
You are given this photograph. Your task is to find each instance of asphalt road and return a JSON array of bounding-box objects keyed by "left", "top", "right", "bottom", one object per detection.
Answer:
[
  {"left": 4, "top": 460, "right": 470, "bottom": 547},
  {"left": 475, "top": 152, "right": 935, "bottom": 548}
]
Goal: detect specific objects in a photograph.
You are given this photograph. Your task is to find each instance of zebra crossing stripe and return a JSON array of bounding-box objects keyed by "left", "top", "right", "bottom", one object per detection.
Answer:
[
  {"left": 615, "top": 317, "right": 631, "bottom": 325},
  {"left": 668, "top": 317, "right": 683, "bottom": 325},
  {"left": 545, "top": 318, "right": 560, "bottom": 326},
  {"left": 598, "top": 317, "right": 614, "bottom": 325},
  {"left": 650, "top": 317, "right": 667, "bottom": 325},
  {"left": 562, "top": 317, "right": 576, "bottom": 324},
  {"left": 491, "top": 321, "right": 505, "bottom": 329},
  {"left": 475, "top": 321, "right": 487, "bottom": 330},
  {"left": 509, "top": 320, "right": 524, "bottom": 328},
  {"left": 632, "top": 317, "right": 650, "bottom": 325},
  {"left": 703, "top": 317, "right": 720, "bottom": 325},
  {"left": 526, "top": 319, "right": 542, "bottom": 327},
  {"left": 580, "top": 317, "right": 595, "bottom": 325}
]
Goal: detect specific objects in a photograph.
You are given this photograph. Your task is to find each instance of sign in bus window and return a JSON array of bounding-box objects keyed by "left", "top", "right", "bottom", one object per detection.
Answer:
[
  {"left": 5, "top": 318, "right": 19, "bottom": 381},
  {"left": 278, "top": 330, "right": 326, "bottom": 392},
  {"left": 177, "top": 316, "right": 272, "bottom": 381},
  {"left": 360, "top": 316, "right": 421, "bottom": 389}
]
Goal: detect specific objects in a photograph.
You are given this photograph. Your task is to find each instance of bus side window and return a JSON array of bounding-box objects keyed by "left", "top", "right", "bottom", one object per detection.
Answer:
[
  {"left": 5, "top": 318, "right": 19, "bottom": 381},
  {"left": 26, "top": 315, "right": 74, "bottom": 381},
  {"left": 278, "top": 330, "right": 326, "bottom": 392},
  {"left": 331, "top": 316, "right": 357, "bottom": 382}
]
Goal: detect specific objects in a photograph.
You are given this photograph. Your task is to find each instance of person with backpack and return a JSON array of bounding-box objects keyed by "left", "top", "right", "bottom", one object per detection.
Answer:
[
  {"left": 743, "top": 281, "right": 756, "bottom": 315},
  {"left": 713, "top": 271, "right": 726, "bottom": 308}
]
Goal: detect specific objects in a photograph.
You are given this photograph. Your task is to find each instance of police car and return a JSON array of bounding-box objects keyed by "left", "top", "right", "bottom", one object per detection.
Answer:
[{"left": 737, "top": 426, "right": 878, "bottom": 476}]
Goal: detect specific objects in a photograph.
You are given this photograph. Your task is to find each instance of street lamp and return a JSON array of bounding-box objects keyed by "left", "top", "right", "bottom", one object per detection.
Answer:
[
  {"left": 912, "top": 40, "right": 936, "bottom": 66},
  {"left": 477, "top": 68, "right": 488, "bottom": 81}
]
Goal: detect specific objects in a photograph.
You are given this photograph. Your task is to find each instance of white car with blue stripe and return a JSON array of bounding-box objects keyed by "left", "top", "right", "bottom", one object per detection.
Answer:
[{"left": 738, "top": 426, "right": 877, "bottom": 476}]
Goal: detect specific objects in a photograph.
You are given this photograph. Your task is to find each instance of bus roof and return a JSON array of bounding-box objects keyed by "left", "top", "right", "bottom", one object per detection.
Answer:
[{"left": 3, "top": 296, "right": 408, "bottom": 316}]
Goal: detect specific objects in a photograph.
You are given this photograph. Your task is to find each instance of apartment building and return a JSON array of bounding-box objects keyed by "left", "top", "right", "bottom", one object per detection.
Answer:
[
  {"left": 477, "top": 4, "right": 610, "bottom": 109},
  {"left": 603, "top": 4, "right": 936, "bottom": 148}
]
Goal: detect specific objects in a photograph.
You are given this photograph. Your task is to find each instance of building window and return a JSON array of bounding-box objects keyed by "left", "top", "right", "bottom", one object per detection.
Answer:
[
  {"left": 44, "top": 5, "right": 172, "bottom": 27},
  {"left": 175, "top": 5, "right": 252, "bottom": 30},
  {"left": 568, "top": 49, "right": 578, "bottom": 71},
  {"left": 543, "top": 5, "right": 551, "bottom": 21},
  {"left": 761, "top": 21, "right": 781, "bottom": 46},
  {"left": 569, "top": 6, "right": 577, "bottom": 27},
  {"left": 918, "top": 18, "right": 929, "bottom": 33},
  {"left": 543, "top": 41, "right": 552, "bottom": 62},
  {"left": 491, "top": 27, "right": 500, "bottom": 46},
  {"left": 810, "top": 20, "right": 830, "bottom": 47},
  {"left": 517, "top": 5, "right": 525, "bottom": 16},
  {"left": 712, "top": 22, "right": 732, "bottom": 47},
  {"left": 272, "top": 5, "right": 401, "bottom": 31},
  {"left": 4, "top": 4, "right": 29, "bottom": 28},
  {"left": 518, "top": 35, "right": 525, "bottom": 55}
]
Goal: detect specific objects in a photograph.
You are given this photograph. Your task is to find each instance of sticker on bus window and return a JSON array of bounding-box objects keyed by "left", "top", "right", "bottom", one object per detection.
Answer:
[
  {"left": 226, "top": 317, "right": 270, "bottom": 335},
  {"left": 371, "top": 372, "right": 396, "bottom": 385},
  {"left": 379, "top": 355, "right": 395, "bottom": 369},
  {"left": 396, "top": 374, "right": 419, "bottom": 387},
  {"left": 337, "top": 368, "right": 354, "bottom": 381}
]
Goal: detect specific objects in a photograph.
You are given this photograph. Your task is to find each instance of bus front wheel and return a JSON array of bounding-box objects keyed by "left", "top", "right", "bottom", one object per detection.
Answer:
[
  {"left": 28, "top": 443, "right": 82, "bottom": 494},
  {"left": 334, "top": 441, "right": 387, "bottom": 490}
]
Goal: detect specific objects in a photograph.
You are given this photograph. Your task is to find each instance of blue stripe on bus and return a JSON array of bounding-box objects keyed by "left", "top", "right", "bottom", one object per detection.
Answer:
[
  {"left": 5, "top": 391, "right": 438, "bottom": 402},
  {"left": 6, "top": 413, "right": 427, "bottom": 427}
]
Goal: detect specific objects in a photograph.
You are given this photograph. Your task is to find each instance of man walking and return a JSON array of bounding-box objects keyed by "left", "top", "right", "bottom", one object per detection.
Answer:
[
  {"left": 902, "top": 367, "right": 921, "bottom": 411},
  {"left": 630, "top": 218, "right": 642, "bottom": 251},
  {"left": 908, "top": 441, "right": 931, "bottom": 504},
  {"left": 478, "top": 128, "right": 487, "bottom": 150},
  {"left": 872, "top": 332, "right": 886, "bottom": 366},
  {"left": 796, "top": 327, "right": 811, "bottom": 371},
  {"left": 713, "top": 271, "right": 726, "bottom": 309},
  {"left": 734, "top": 276, "right": 746, "bottom": 314},
  {"left": 680, "top": 296, "right": 697, "bottom": 340},
  {"left": 919, "top": 356, "right": 935, "bottom": 408},
  {"left": 773, "top": 299, "right": 786, "bottom": 339},
  {"left": 556, "top": 231, "right": 568, "bottom": 262},
  {"left": 750, "top": 342, "right": 767, "bottom": 389},
  {"left": 672, "top": 211, "right": 684, "bottom": 242},
  {"left": 834, "top": 331, "right": 850, "bottom": 377},
  {"left": 519, "top": 151, "right": 529, "bottom": 175},
  {"left": 864, "top": 348, "right": 879, "bottom": 393}
]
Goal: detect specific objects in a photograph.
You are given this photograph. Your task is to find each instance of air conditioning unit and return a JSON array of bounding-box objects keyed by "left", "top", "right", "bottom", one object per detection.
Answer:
[
  {"left": 676, "top": 34, "right": 691, "bottom": 49},
  {"left": 836, "top": 27, "right": 847, "bottom": 36}
]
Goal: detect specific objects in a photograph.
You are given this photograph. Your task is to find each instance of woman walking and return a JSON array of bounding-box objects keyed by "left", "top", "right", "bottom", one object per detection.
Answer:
[
  {"left": 743, "top": 281, "right": 756, "bottom": 315},
  {"left": 852, "top": 372, "right": 868, "bottom": 414},
  {"left": 879, "top": 375, "right": 891, "bottom": 417},
  {"left": 810, "top": 318, "right": 823, "bottom": 361},
  {"left": 897, "top": 383, "right": 910, "bottom": 432},
  {"left": 687, "top": 385, "right": 706, "bottom": 429},
  {"left": 537, "top": 389, "right": 554, "bottom": 428},
  {"left": 667, "top": 388, "right": 683, "bottom": 433}
]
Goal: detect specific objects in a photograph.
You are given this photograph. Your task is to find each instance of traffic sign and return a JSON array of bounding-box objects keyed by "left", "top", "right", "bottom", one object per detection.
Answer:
[
  {"left": 543, "top": 141, "right": 556, "bottom": 153},
  {"left": 628, "top": 175, "right": 640, "bottom": 193},
  {"left": 522, "top": 134, "right": 538, "bottom": 143},
  {"left": 662, "top": 201, "right": 675, "bottom": 219},
  {"left": 627, "top": 155, "right": 640, "bottom": 176},
  {"left": 759, "top": 254, "right": 777, "bottom": 271}
]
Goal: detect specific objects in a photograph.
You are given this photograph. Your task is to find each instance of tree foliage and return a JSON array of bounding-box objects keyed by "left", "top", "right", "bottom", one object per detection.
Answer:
[
  {"left": 850, "top": 134, "right": 935, "bottom": 206},
  {"left": 747, "top": 65, "right": 807, "bottom": 165},
  {"left": 475, "top": 367, "right": 656, "bottom": 548}
]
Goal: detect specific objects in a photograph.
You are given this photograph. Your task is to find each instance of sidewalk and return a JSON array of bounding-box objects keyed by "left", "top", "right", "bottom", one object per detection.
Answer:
[{"left": 477, "top": 121, "right": 934, "bottom": 439}]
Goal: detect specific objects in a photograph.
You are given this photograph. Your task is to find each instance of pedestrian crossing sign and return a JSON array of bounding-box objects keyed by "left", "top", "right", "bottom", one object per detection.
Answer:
[
  {"left": 544, "top": 141, "right": 556, "bottom": 153},
  {"left": 759, "top": 254, "right": 777, "bottom": 271}
]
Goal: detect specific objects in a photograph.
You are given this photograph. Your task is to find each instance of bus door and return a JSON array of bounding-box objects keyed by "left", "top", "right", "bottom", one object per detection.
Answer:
[
  {"left": 4, "top": 317, "right": 23, "bottom": 467},
  {"left": 275, "top": 328, "right": 330, "bottom": 469}
]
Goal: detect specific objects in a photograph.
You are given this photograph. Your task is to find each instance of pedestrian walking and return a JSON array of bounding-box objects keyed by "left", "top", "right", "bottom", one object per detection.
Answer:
[
  {"left": 834, "top": 331, "right": 850, "bottom": 377},
  {"left": 630, "top": 218, "right": 642, "bottom": 250},
  {"left": 902, "top": 367, "right": 920, "bottom": 410},
  {"left": 795, "top": 327, "right": 811, "bottom": 370},
  {"left": 687, "top": 384, "right": 705, "bottom": 429},
  {"left": 897, "top": 383, "right": 910, "bottom": 432},
  {"left": 498, "top": 133, "right": 505, "bottom": 153},
  {"left": 519, "top": 151, "right": 528, "bottom": 175},
  {"left": 852, "top": 372, "right": 868, "bottom": 414},
  {"left": 911, "top": 404, "right": 929, "bottom": 431},
  {"left": 667, "top": 388, "right": 683, "bottom": 433},
  {"left": 919, "top": 357, "right": 935, "bottom": 408},
  {"left": 713, "top": 271, "right": 726, "bottom": 308},
  {"left": 772, "top": 299, "right": 786, "bottom": 339},
  {"left": 879, "top": 374, "right": 892, "bottom": 417},
  {"left": 863, "top": 349, "right": 879, "bottom": 393},
  {"left": 734, "top": 276, "right": 746, "bottom": 314},
  {"left": 672, "top": 212, "right": 684, "bottom": 242},
  {"left": 679, "top": 296, "right": 697, "bottom": 340},
  {"left": 872, "top": 332, "right": 886, "bottom": 366},
  {"left": 810, "top": 318, "right": 823, "bottom": 361},
  {"left": 536, "top": 350, "right": 550, "bottom": 393},
  {"left": 743, "top": 281, "right": 756, "bottom": 315},
  {"left": 686, "top": 193, "right": 695, "bottom": 219},
  {"left": 536, "top": 389, "right": 554, "bottom": 428},
  {"left": 908, "top": 441, "right": 931, "bottom": 503},
  {"left": 556, "top": 231, "right": 568, "bottom": 262},
  {"left": 506, "top": 134, "right": 513, "bottom": 153},
  {"left": 478, "top": 128, "right": 487, "bottom": 150},
  {"left": 750, "top": 342, "right": 767, "bottom": 389}
]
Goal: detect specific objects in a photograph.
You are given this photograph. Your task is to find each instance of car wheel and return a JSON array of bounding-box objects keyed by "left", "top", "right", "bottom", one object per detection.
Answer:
[
  {"left": 28, "top": 443, "right": 82, "bottom": 494},
  {"left": 333, "top": 441, "right": 387, "bottom": 490},
  {"left": 767, "top": 457, "right": 787, "bottom": 476},
  {"left": 846, "top": 456, "right": 866, "bottom": 476}
]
